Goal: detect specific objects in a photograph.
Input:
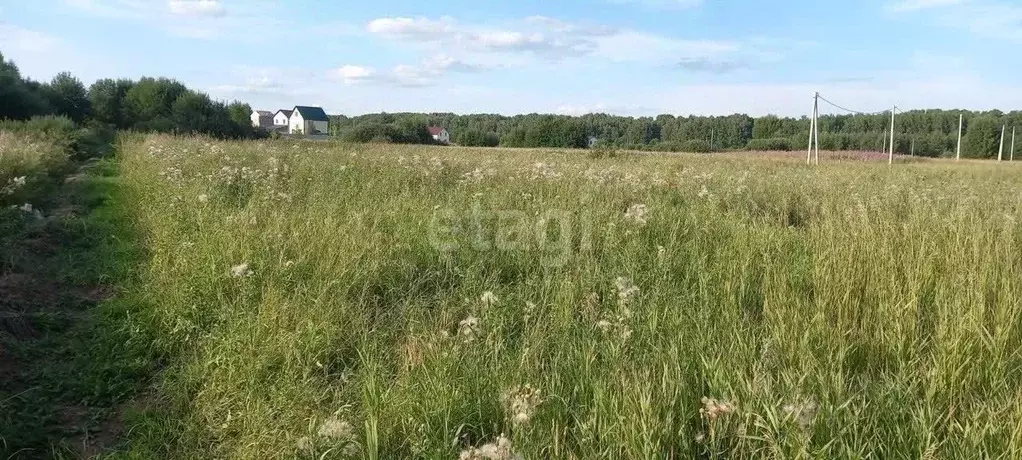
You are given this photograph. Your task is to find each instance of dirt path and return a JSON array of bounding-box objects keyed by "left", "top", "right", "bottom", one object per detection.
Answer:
[{"left": 1, "top": 160, "right": 134, "bottom": 459}]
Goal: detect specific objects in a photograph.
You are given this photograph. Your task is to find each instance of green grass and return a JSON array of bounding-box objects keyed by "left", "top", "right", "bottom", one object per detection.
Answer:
[{"left": 86, "top": 136, "right": 1022, "bottom": 458}]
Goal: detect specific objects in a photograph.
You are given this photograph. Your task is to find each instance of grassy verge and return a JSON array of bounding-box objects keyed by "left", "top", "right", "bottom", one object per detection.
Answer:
[
  {"left": 1, "top": 128, "right": 150, "bottom": 459},
  {"left": 100, "top": 135, "right": 1022, "bottom": 459}
]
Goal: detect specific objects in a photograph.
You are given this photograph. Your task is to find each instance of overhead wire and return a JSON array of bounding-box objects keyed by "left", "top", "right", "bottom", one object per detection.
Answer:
[{"left": 817, "top": 94, "right": 891, "bottom": 116}]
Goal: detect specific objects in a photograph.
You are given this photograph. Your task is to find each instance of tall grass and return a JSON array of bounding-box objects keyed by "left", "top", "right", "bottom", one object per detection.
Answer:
[{"left": 109, "top": 135, "right": 1022, "bottom": 459}]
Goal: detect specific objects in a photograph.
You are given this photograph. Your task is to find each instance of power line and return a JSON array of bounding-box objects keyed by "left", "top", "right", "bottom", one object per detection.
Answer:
[{"left": 816, "top": 94, "right": 889, "bottom": 116}]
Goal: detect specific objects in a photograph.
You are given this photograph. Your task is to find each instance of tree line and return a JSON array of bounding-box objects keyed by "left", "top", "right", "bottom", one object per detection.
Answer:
[
  {"left": 1, "top": 52, "right": 258, "bottom": 139},
  {"left": 332, "top": 109, "right": 1022, "bottom": 158},
  {"left": 5, "top": 50, "right": 1019, "bottom": 158}
]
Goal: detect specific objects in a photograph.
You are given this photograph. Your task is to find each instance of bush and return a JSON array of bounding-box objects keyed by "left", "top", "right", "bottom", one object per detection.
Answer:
[
  {"left": 457, "top": 129, "right": 500, "bottom": 147},
  {"left": 680, "top": 139, "right": 712, "bottom": 153},
  {"left": 0, "top": 116, "right": 114, "bottom": 161},
  {"left": 746, "top": 138, "right": 793, "bottom": 151}
]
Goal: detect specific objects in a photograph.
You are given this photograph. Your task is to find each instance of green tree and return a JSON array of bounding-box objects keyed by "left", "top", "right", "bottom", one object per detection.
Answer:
[
  {"left": 0, "top": 51, "right": 50, "bottom": 120},
  {"left": 753, "top": 115, "right": 783, "bottom": 139},
  {"left": 962, "top": 116, "right": 1002, "bottom": 159},
  {"left": 44, "top": 72, "right": 91, "bottom": 123},
  {"left": 124, "top": 77, "right": 187, "bottom": 131},
  {"left": 88, "top": 79, "right": 134, "bottom": 127},
  {"left": 227, "top": 101, "right": 252, "bottom": 132}
]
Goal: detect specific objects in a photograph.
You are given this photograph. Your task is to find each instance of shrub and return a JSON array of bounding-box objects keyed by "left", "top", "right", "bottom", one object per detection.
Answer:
[
  {"left": 680, "top": 139, "right": 712, "bottom": 153},
  {"left": 746, "top": 138, "right": 793, "bottom": 151},
  {"left": 457, "top": 129, "right": 500, "bottom": 147}
]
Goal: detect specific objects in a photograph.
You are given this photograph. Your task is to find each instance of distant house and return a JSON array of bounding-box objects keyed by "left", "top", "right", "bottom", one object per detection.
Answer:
[
  {"left": 289, "top": 106, "right": 329, "bottom": 135},
  {"left": 273, "top": 109, "right": 293, "bottom": 127},
  {"left": 588, "top": 136, "right": 599, "bottom": 148},
  {"left": 428, "top": 126, "right": 450, "bottom": 144},
  {"left": 250, "top": 110, "right": 273, "bottom": 128}
]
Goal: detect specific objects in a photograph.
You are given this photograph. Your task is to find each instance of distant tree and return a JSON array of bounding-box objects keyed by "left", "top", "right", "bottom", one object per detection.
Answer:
[
  {"left": 962, "top": 116, "right": 1002, "bottom": 158},
  {"left": 88, "top": 79, "right": 134, "bottom": 127},
  {"left": 457, "top": 129, "right": 500, "bottom": 147},
  {"left": 123, "top": 77, "right": 187, "bottom": 131},
  {"left": 753, "top": 115, "right": 783, "bottom": 139},
  {"left": 227, "top": 101, "right": 252, "bottom": 130},
  {"left": 44, "top": 72, "right": 91, "bottom": 123},
  {"left": 395, "top": 117, "right": 433, "bottom": 144},
  {"left": 0, "top": 52, "right": 51, "bottom": 120},
  {"left": 171, "top": 91, "right": 216, "bottom": 135}
]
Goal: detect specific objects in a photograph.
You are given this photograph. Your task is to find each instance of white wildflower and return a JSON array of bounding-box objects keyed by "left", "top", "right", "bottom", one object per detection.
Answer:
[
  {"left": 694, "top": 432, "right": 706, "bottom": 444},
  {"left": 624, "top": 203, "right": 649, "bottom": 225},
  {"left": 699, "top": 396, "right": 735, "bottom": 422},
  {"left": 317, "top": 416, "right": 354, "bottom": 440},
  {"left": 596, "top": 319, "right": 613, "bottom": 331},
  {"left": 458, "top": 315, "right": 482, "bottom": 343},
  {"left": 2, "top": 176, "right": 26, "bottom": 195},
  {"left": 698, "top": 185, "right": 711, "bottom": 199},
  {"left": 524, "top": 301, "right": 536, "bottom": 321},
  {"left": 230, "top": 263, "right": 254, "bottom": 278},
  {"left": 657, "top": 245, "right": 666, "bottom": 258},
  {"left": 615, "top": 277, "right": 640, "bottom": 307},
  {"left": 782, "top": 399, "right": 819, "bottom": 429},
  {"left": 284, "top": 260, "right": 295, "bottom": 268},
  {"left": 459, "top": 434, "right": 521, "bottom": 460},
  {"left": 197, "top": 194, "right": 209, "bottom": 203},
  {"left": 296, "top": 436, "right": 314, "bottom": 456},
  {"left": 461, "top": 168, "right": 486, "bottom": 183},
  {"left": 502, "top": 385, "right": 542, "bottom": 426},
  {"left": 480, "top": 291, "right": 499, "bottom": 306}
]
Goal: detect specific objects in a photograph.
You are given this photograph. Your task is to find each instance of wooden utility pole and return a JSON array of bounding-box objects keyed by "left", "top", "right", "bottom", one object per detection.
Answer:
[{"left": 956, "top": 113, "right": 963, "bottom": 161}]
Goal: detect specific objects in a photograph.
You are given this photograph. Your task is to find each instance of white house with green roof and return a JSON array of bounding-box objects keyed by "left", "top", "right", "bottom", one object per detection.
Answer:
[{"left": 288, "top": 106, "right": 329, "bottom": 135}]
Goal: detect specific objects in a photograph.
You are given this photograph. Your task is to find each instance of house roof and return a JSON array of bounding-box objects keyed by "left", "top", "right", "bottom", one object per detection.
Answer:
[
  {"left": 254, "top": 110, "right": 273, "bottom": 116},
  {"left": 427, "top": 126, "right": 446, "bottom": 136},
  {"left": 293, "top": 106, "right": 329, "bottom": 122},
  {"left": 275, "top": 109, "right": 293, "bottom": 118}
]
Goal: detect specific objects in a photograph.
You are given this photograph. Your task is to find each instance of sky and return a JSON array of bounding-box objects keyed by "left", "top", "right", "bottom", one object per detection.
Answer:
[{"left": 1, "top": 0, "right": 1021, "bottom": 117}]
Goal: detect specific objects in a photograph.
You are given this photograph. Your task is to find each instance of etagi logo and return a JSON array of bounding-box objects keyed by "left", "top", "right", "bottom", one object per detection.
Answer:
[{"left": 428, "top": 203, "right": 594, "bottom": 267}]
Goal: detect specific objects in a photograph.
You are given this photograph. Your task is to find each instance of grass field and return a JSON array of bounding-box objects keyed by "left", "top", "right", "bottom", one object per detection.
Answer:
[{"left": 11, "top": 135, "right": 1022, "bottom": 458}]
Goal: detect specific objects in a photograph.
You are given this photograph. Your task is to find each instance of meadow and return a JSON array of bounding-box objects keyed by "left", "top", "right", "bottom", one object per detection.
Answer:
[{"left": 22, "top": 135, "right": 1022, "bottom": 459}]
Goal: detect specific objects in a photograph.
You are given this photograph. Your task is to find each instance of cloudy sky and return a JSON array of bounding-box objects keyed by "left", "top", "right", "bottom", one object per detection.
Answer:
[{"left": 2, "top": 0, "right": 1021, "bottom": 116}]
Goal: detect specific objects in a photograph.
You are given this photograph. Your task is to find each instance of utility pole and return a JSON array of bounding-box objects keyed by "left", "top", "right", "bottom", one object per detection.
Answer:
[
  {"left": 956, "top": 113, "right": 963, "bottom": 161},
  {"left": 807, "top": 92, "right": 818, "bottom": 165},
  {"left": 814, "top": 93, "right": 820, "bottom": 165},
  {"left": 888, "top": 106, "right": 896, "bottom": 165},
  {"left": 999, "top": 125, "right": 1006, "bottom": 162},
  {"left": 911, "top": 138, "right": 915, "bottom": 156},
  {"left": 1012, "top": 127, "right": 1016, "bottom": 161}
]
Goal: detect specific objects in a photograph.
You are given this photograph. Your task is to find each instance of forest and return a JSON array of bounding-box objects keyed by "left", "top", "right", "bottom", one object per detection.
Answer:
[
  {"left": 331, "top": 110, "right": 1020, "bottom": 158},
  {"left": 0, "top": 52, "right": 258, "bottom": 139},
  {"left": 2, "top": 50, "right": 1018, "bottom": 158}
]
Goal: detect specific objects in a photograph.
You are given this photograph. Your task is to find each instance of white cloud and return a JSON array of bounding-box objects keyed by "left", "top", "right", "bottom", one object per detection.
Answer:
[
  {"left": 886, "top": 0, "right": 968, "bottom": 12},
  {"left": 887, "top": 0, "right": 1022, "bottom": 42},
  {"left": 0, "top": 23, "right": 119, "bottom": 82},
  {"left": 606, "top": 0, "right": 704, "bottom": 9},
  {"left": 63, "top": 0, "right": 286, "bottom": 41},
  {"left": 366, "top": 16, "right": 456, "bottom": 41},
  {"left": 168, "top": 0, "right": 226, "bottom": 17},
  {"left": 336, "top": 65, "right": 376, "bottom": 84},
  {"left": 0, "top": 24, "right": 62, "bottom": 54},
  {"left": 333, "top": 55, "right": 481, "bottom": 87},
  {"left": 366, "top": 15, "right": 752, "bottom": 67}
]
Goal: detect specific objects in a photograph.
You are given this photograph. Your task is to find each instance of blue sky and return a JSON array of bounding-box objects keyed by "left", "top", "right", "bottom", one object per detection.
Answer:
[{"left": 2, "top": 0, "right": 1021, "bottom": 116}]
